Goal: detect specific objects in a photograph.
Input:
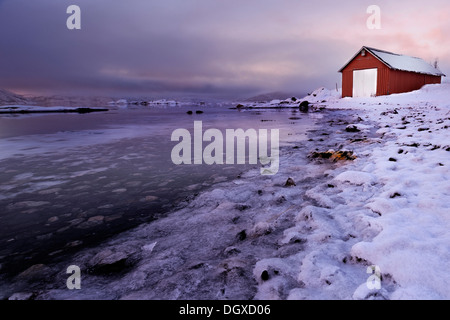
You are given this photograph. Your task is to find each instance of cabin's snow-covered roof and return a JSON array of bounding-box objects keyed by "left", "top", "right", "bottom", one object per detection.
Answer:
[{"left": 339, "top": 46, "right": 446, "bottom": 77}]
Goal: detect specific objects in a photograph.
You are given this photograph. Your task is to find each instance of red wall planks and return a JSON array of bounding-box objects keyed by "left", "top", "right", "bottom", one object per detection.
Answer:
[{"left": 340, "top": 50, "right": 442, "bottom": 98}]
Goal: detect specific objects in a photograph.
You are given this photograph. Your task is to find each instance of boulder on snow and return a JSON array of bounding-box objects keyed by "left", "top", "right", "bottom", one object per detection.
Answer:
[
  {"left": 285, "top": 177, "right": 296, "bottom": 187},
  {"left": 309, "top": 150, "right": 356, "bottom": 162},
  {"left": 299, "top": 101, "right": 309, "bottom": 113},
  {"left": 345, "top": 125, "right": 361, "bottom": 133},
  {"left": 236, "top": 230, "right": 247, "bottom": 242}
]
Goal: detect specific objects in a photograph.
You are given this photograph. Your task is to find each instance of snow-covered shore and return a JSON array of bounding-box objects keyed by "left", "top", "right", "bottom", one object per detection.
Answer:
[
  {"left": 324, "top": 84, "right": 450, "bottom": 299},
  {"left": 2, "top": 84, "right": 449, "bottom": 300}
]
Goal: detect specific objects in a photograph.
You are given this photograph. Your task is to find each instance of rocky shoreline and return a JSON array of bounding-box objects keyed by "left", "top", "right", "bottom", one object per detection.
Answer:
[{"left": 1, "top": 106, "right": 393, "bottom": 300}]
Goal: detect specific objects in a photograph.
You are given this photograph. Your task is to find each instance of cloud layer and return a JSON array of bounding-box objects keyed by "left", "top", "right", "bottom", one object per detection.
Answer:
[{"left": 0, "top": 0, "right": 448, "bottom": 99}]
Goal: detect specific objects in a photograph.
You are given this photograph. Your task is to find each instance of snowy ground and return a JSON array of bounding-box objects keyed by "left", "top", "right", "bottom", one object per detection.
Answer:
[
  {"left": 2, "top": 84, "right": 450, "bottom": 300},
  {"left": 325, "top": 84, "right": 450, "bottom": 299}
]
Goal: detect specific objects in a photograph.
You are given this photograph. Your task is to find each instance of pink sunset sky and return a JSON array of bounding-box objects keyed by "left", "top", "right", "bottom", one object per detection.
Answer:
[{"left": 0, "top": 0, "right": 448, "bottom": 99}]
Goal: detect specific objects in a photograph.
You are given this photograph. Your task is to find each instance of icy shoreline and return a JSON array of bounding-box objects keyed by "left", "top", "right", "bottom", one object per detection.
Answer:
[
  {"left": 2, "top": 84, "right": 450, "bottom": 300},
  {"left": 1, "top": 106, "right": 387, "bottom": 300}
]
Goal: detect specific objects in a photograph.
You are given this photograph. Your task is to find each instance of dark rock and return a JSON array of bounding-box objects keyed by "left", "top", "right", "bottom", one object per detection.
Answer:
[
  {"left": 381, "top": 109, "right": 398, "bottom": 116},
  {"left": 291, "top": 97, "right": 297, "bottom": 102},
  {"left": 235, "top": 204, "right": 251, "bottom": 211},
  {"left": 236, "top": 104, "right": 244, "bottom": 109},
  {"left": 188, "top": 262, "right": 205, "bottom": 270},
  {"left": 75, "top": 108, "right": 109, "bottom": 114},
  {"left": 196, "top": 110, "right": 204, "bottom": 114},
  {"left": 261, "top": 270, "right": 269, "bottom": 281},
  {"left": 289, "top": 235, "right": 307, "bottom": 244},
  {"left": 311, "top": 151, "right": 332, "bottom": 159},
  {"left": 285, "top": 177, "right": 296, "bottom": 187},
  {"left": 406, "top": 143, "right": 420, "bottom": 148},
  {"left": 310, "top": 150, "right": 356, "bottom": 162},
  {"left": 390, "top": 192, "right": 401, "bottom": 198},
  {"left": 350, "top": 138, "right": 365, "bottom": 143},
  {"left": 389, "top": 158, "right": 397, "bottom": 162},
  {"left": 299, "top": 101, "right": 309, "bottom": 113},
  {"left": 236, "top": 230, "right": 247, "bottom": 241},
  {"left": 345, "top": 125, "right": 360, "bottom": 132},
  {"left": 187, "top": 110, "right": 193, "bottom": 114}
]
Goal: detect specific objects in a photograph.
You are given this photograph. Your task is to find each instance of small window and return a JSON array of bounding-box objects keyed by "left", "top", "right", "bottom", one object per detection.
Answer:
[{"left": 361, "top": 49, "right": 366, "bottom": 57}]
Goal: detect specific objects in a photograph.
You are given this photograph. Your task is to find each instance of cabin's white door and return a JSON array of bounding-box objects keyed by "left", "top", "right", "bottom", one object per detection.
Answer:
[{"left": 353, "top": 68, "right": 377, "bottom": 97}]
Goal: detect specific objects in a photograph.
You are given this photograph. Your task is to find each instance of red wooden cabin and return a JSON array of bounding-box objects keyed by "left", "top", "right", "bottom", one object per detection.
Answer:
[{"left": 339, "top": 46, "right": 445, "bottom": 98}]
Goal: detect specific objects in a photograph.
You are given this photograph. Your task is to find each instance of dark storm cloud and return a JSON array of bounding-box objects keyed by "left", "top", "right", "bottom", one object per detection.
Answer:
[{"left": 0, "top": 0, "right": 448, "bottom": 98}]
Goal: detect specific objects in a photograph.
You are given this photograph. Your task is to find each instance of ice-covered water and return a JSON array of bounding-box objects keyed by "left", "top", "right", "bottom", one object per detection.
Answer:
[
  {"left": 1, "top": 100, "right": 396, "bottom": 300},
  {"left": 0, "top": 105, "right": 314, "bottom": 280},
  {"left": 3, "top": 86, "right": 450, "bottom": 300}
]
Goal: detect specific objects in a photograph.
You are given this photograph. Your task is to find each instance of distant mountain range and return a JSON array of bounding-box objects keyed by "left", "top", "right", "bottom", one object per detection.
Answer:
[
  {"left": 242, "top": 91, "right": 305, "bottom": 102},
  {"left": 0, "top": 88, "right": 309, "bottom": 107},
  {"left": 0, "top": 89, "right": 33, "bottom": 105},
  {"left": 0, "top": 88, "right": 113, "bottom": 107}
]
